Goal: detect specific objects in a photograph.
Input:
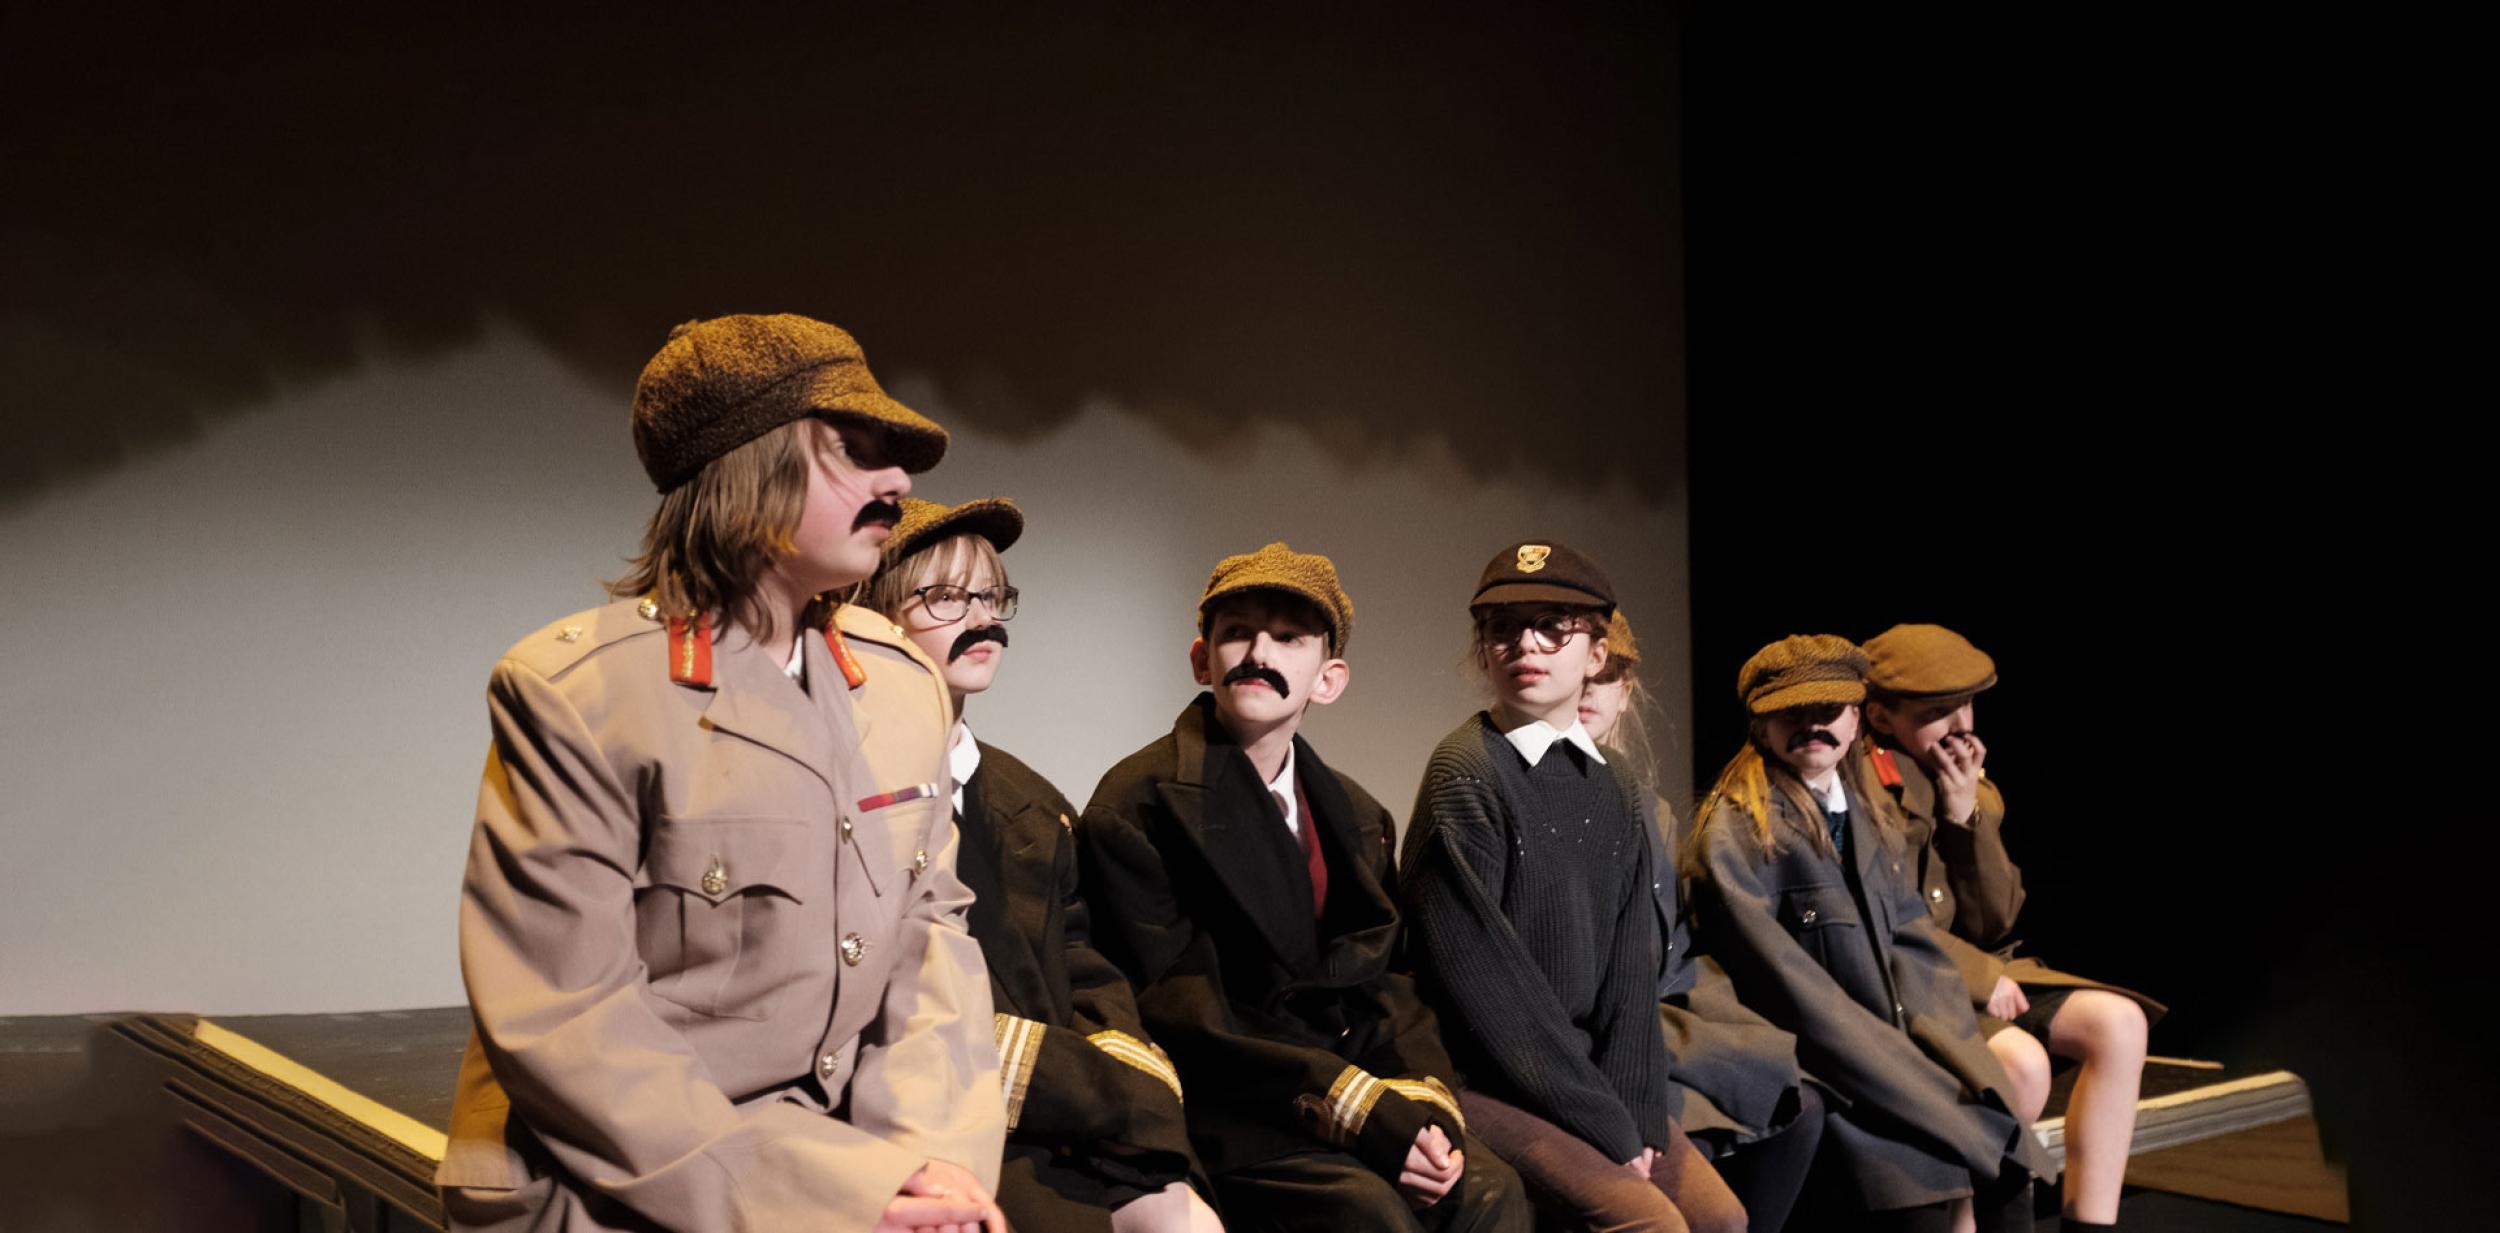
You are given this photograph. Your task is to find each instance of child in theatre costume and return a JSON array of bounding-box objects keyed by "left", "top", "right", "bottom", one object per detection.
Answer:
[
  {"left": 857, "top": 494, "right": 1224, "bottom": 1233},
  {"left": 1080, "top": 542, "right": 1531, "bottom": 1233},
  {"left": 1686, "top": 635, "right": 2051, "bottom": 1233},
  {"left": 1577, "top": 612, "right": 1826, "bottom": 1233},
  {"left": 436, "top": 314, "right": 1007, "bottom": 1233},
  {"left": 1397, "top": 541, "right": 1745, "bottom": 1233},
  {"left": 1859, "top": 624, "right": 2160, "bottom": 1232}
]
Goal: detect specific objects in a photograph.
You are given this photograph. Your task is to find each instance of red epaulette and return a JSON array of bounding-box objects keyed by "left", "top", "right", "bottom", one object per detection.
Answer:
[
  {"left": 822, "top": 624, "right": 868, "bottom": 689},
  {"left": 1869, "top": 745, "right": 1904, "bottom": 789},
  {"left": 666, "top": 615, "right": 714, "bottom": 686}
]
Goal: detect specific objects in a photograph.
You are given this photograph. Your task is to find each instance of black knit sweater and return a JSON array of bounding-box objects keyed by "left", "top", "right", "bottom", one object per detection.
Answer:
[{"left": 1398, "top": 713, "right": 1675, "bottom": 1162}]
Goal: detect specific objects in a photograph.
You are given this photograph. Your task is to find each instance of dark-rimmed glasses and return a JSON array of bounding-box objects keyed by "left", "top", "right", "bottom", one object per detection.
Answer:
[
  {"left": 1476, "top": 611, "right": 1594, "bottom": 654},
  {"left": 911, "top": 584, "right": 1020, "bottom": 623}
]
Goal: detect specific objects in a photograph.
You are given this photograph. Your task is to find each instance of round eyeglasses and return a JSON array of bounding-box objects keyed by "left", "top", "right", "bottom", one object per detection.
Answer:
[
  {"left": 911, "top": 584, "right": 1020, "bottom": 623},
  {"left": 1476, "top": 611, "right": 1593, "bottom": 655}
]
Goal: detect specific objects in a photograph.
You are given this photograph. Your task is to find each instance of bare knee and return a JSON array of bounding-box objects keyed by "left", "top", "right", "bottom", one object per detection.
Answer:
[
  {"left": 2054, "top": 992, "right": 2149, "bottom": 1067},
  {"left": 1988, "top": 1026, "right": 2052, "bottom": 1121}
]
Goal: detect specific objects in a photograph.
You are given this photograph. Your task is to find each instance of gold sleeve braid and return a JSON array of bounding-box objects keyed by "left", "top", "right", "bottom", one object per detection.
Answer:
[
  {"left": 1298, "top": 1066, "right": 1388, "bottom": 1149},
  {"left": 993, "top": 1013, "right": 1046, "bottom": 1128},
  {"left": 1293, "top": 1068, "right": 1466, "bottom": 1148},
  {"left": 1380, "top": 1076, "right": 1467, "bottom": 1133},
  {"left": 1085, "top": 1029, "right": 1185, "bottom": 1103}
]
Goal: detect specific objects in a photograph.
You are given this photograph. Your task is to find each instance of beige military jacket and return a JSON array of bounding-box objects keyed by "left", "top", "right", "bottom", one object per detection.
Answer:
[{"left": 437, "top": 599, "right": 1004, "bottom": 1232}]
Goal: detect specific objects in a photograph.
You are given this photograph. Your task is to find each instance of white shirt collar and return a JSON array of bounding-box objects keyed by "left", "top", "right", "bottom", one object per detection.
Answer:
[
  {"left": 948, "top": 721, "right": 980, "bottom": 816},
  {"left": 1501, "top": 717, "right": 1608, "bottom": 768},
  {"left": 1805, "top": 771, "right": 1847, "bottom": 813},
  {"left": 783, "top": 633, "right": 807, "bottom": 683},
  {"left": 1265, "top": 743, "right": 1301, "bottom": 839}
]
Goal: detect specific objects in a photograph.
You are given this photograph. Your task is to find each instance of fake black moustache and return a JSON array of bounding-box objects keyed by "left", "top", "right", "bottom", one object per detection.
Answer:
[
  {"left": 854, "top": 500, "right": 903, "bottom": 531},
  {"left": 1787, "top": 730, "right": 1842, "bottom": 751},
  {"left": 948, "top": 624, "right": 1009, "bottom": 663},
  {"left": 1223, "top": 662, "right": 1291, "bottom": 700}
]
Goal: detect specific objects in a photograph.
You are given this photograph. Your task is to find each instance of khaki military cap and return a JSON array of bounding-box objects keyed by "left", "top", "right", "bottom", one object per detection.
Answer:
[
  {"left": 1200, "top": 542, "right": 1355, "bottom": 653},
  {"left": 1604, "top": 611, "right": 1641, "bottom": 668},
  {"left": 883, "top": 496, "right": 1024, "bottom": 565},
  {"left": 632, "top": 313, "right": 947, "bottom": 491},
  {"left": 1739, "top": 634, "right": 1868, "bottom": 714},
  {"left": 1863, "top": 623, "right": 1998, "bottom": 699}
]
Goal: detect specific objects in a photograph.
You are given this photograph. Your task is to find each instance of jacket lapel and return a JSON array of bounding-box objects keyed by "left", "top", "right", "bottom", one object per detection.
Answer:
[
  {"left": 1294, "top": 738, "right": 1399, "bottom": 983},
  {"left": 956, "top": 764, "right": 1043, "bottom": 1013},
  {"left": 814, "top": 636, "right": 899, "bottom": 885},
  {"left": 1156, "top": 697, "right": 1318, "bottom": 972},
  {"left": 697, "top": 624, "right": 838, "bottom": 800},
  {"left": 1840, "top": 778, "right": 1910, "bottom": 1026},
  {"left": 1843, "top": 778, "right": 1892, "bottom": 933}
]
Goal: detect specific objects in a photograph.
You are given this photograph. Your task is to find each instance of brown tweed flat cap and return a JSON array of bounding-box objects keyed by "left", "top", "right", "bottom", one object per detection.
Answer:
[
  {"left": 1471, "top": 540, "right": 1616, "bottom": 615},
  {"left": 1739, "top": 634, "right": 1868, "bottom": 715},
  {"left": 1200, "top": 542, "right": 1355, "bottom": 653},
  {"left": 1604, "top": 612, "right": 1641, "bottom": 668},
  {"left": 1863, "top": 623, "right": 1998, "bottom": 700},
  {"left": 632, "top": 313, "right": 947, "bottom": 491},
  {"left": 883, "top": 496, "right": 1024, "bottom": 566}
]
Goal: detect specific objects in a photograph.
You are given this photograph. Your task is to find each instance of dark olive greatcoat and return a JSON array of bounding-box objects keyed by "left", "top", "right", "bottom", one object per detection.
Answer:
[{"left": 1878, "top": 751, "right": 2166, "bottom": 1029}]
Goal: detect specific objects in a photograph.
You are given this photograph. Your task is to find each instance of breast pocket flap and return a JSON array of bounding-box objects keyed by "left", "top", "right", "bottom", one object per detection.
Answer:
[
  {"left": 637, "top": 814, "right": 819, "bottom": 905},
  {"left": 1776, "top": 883, "right": 1862, "bottom": 932}
]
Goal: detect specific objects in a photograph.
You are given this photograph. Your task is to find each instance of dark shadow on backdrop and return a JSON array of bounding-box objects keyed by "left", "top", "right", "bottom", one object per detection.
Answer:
[{"left": 1, "top": 6, "right": 1682, "bottom": 510}]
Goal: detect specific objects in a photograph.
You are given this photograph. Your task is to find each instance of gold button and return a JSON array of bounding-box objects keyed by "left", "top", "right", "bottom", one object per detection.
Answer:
[
  {"left": 557, "top": 625, "right": 584, "bottom": 643},
  {"left": 818, "top": 1053, "right": 838, "bottom": 1078},
  {"left": 1800, "top": 908, "right": 1817, "bottom": 924},
  {"left": 701, "top": 858, "right": 727, "bottom": 896},
  {"left": 840, "top": 818, "right": 855, "bottom": 839},
  {"left": 636, "top": 597, "right": 660, "bottom": 621},
  {"left": 1930, "top": 887, "right": 1945, "bottom": 901},
  {"left": 912, "top": 849, "right": 930, "bottom": 875},
  {"left": 890, "top": 623, "right": 905, "bottom": 638},
  {"left": 840, "top": 934, "right": 867, "bottom": 966}
]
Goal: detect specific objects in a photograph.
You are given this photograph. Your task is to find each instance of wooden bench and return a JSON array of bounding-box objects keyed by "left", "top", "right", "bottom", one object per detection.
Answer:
[{"left": 0, "top": 1008, "right": 2319, "bottom": 1232}]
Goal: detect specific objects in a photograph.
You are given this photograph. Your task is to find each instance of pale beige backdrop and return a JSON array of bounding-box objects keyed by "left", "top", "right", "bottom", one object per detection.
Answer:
[{"left": 0, "top": 324, "right": 1686, "bottom": 1015}]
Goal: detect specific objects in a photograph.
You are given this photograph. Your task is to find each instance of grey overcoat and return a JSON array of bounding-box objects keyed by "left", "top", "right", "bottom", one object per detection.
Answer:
[{"left": 1691, "top": 774, "right": 2053, "bottom": 1210}]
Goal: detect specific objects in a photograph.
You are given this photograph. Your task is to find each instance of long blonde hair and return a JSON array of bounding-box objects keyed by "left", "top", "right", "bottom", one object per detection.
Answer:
[
  {"left": 1684, "top": 724, "right": 1903, "bottom": 877},
  {"left": 1590, "top": 660, "right": 1663, "bottom": 807}
]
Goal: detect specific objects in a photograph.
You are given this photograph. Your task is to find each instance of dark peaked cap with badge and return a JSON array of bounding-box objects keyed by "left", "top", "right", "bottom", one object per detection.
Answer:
[
  {"left": 1739, "top": 634, "right": 1869, "bottom": 715},
  {"left": 1471, "top": 540, "right": 1617, "bottom": 615},
  {"left": 632, "top": 312, "right": 948, "bottom": 491},
  {"left": 881, "top": 496, "right": 1025, "bottom": 565},
  {"left": 1862, "top": 624, "right": 1998, "bottom": 700},
  {"left": 1199, "top": 542, "right": 1355, "bottom": 653}
]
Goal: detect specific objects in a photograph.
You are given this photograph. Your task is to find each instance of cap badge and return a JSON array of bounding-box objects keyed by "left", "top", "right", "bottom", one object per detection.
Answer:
[{"left": 1517, "top": 544, "right": 1551, "bottom": 573}]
